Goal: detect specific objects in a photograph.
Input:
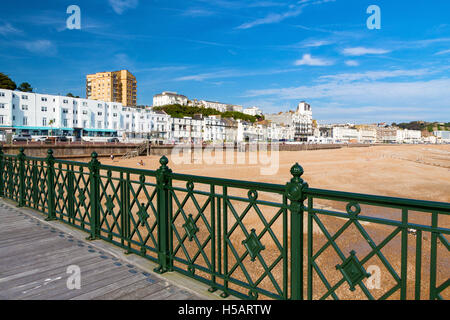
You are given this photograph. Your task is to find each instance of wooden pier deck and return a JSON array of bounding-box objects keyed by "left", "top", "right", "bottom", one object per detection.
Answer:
[{"left": 0, "top": 200, "right": 208, "bottom": 300}]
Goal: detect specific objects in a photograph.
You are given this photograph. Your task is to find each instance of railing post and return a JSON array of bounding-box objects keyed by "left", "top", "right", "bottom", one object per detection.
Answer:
[
  {"left": 87, "top": 152, "right": 101, "bottom": 240},
  {"left": 68, "top": 165, "right": 75, "bottom": 222},
  {"left": 154, "top": 155, "right": 172, "bottom": 274},
  {"left": 17, "top": 147, "right": 25, "bottom": 207},
  {"left": 45, "top": 149, "right": 56, "bottom": 221},
  {"left": 286, "top": 163, "right": 308, "bottom": 300},
  {"left": 0, "top": 145, "right": 4, "bottom": 198}
]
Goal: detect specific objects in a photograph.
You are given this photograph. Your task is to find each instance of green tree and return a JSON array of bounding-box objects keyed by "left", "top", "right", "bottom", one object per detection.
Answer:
[
  {"left": 0, "top": 73, "right": 17, "bottom": 90},
  {"left": 17, "top": 82, "right": 33, "bottom": 92},
  {"left": 153, "top": 104, "right": 258, "bottom": 122}
]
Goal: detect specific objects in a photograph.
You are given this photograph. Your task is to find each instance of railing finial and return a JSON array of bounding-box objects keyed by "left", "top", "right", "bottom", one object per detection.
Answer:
[
  {"left": 159, "top": 155, "right": 169, "bottom": 167},
  {"left": 290, "top": 163, "right": 304, "bottom": 182}
]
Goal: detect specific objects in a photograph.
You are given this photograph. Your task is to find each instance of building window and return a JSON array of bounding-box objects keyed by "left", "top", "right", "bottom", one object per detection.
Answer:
[
  {"left": 0, "top": 92, "right": 5, "bottom": 97},
  {"left": 63, "top": 99, "right": 68, "bottom": 104},
  {"left": 0, "top": 103, "right": 5, "bottom": 108},
  {"left": 41, "top": 97, "right": 47, "bottom": 102},
  {"left": 42, "top": 118, "right": 47, "bottom": 126},
  {"left": 23, "top": 117, "right": 28, "bottom": 125},
  {"left": 82, "top": 110, "right": 88, "bottom": 115},
  {"left": 22, "top": 105, "right": 28, "bottom": 110},
  {"left": 22, "top": 95, "right": 28, "bottom": 100},
  {"left": 41, "top": 106, "right": 47, "bottom": 112},
  {"left": 62, "top": 109, "right": 69, "bottom": 114},
  {"left": 0, "top": 116, "right": 4, "bottom": 124},
  {"left": 63, "top": 119, "right": 68, "bottom": 127},
  {"left": 98, "top": 112, "right": 102, "bottom": 116},
  {"left": 97, "top": 121, "right": 102, "bottom": 128}
]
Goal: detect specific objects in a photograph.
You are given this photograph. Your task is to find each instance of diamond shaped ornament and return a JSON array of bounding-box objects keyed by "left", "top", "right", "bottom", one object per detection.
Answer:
[
  {"left": 242, "top": 229, "right": 265, "bottom": 262},
  {"left": 105, "top": 195, "right": 115, "bottom": 215},
  {"left": 336, "top": 250, "right": 371, "bottom": 291},
  {"left": 137, "top": 203, "right": 149, "bottom": 225},
  {"left": 183, "top": 214, "right": 199, "bottom": 241}
]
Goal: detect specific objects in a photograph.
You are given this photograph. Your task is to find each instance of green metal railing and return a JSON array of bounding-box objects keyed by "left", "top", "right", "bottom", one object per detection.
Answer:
[{"left": 0, "top": 146, "right": 449, "bottom": 300}]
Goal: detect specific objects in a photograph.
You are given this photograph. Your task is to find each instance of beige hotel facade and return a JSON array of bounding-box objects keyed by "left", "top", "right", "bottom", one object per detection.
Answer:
[{"left": 86, "top": 70, "right": 137, "bottom": 107}]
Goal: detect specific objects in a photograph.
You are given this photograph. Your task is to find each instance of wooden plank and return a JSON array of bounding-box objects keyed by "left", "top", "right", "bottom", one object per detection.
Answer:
[
  {"left": 48, "top": 267, "right": 144, "bottom": 300},
  {"left": 94, "top": 276, "right": 162, "bottom": 300},
  {"left": 0, "top": 237, "right": 75, "bottom": 259},
  {"left": 71, "top": 273, "right": 151, "bottom": 300},
  {"left": 16, "top": 259, "right": 126, "bottom": 300},
  {"left": 0, "top": 244, "right": 87, "bottom": 273},
  {"left": 141, "top": 288, "right": 176, "bottom": 300}
]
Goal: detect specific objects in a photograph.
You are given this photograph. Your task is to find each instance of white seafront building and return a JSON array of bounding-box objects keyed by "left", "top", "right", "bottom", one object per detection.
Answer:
[
  {"left": 265, "top": 102, "right": 313, "bottom": 142},
  {"left": 153, "top": 92, "right": 188, "bottom": 107},
  {"left": 0, "top": 88, "right": 172, "bottom": 142},
  {"left": 433, "top": 131, "right": 450, "bottom": 143}
]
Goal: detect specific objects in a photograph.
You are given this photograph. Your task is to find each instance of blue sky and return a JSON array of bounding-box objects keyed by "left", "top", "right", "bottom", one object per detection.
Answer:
[{"left": 0, "top": 0, "right": 449, "bottom": 123}]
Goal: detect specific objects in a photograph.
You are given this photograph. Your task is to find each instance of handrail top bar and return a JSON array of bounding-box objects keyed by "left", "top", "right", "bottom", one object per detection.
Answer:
[
  {"left": 307, "top": 187, "right": 450, "bottom": 213},
  {"left": 99, "top": 163, "right": 158, "bottom": 176},
  {"left": 170, "top": 172, "right": 286, "bottom": 193}
]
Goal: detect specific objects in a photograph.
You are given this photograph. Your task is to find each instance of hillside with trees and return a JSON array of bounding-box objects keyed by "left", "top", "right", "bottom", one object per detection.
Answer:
[
  {"left": 392, "top": 121, "right": 450, "bottom": 132},
  {"left": 153, "top": 104, "right": 261, "bottom": 122}
]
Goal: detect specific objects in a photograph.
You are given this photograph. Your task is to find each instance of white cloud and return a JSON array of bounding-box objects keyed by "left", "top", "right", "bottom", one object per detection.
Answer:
[
  {"left": 181, "top": 8, "right": 215, "bottom": 17},
  {"left": 319, "top": 68, "right": 431, "bottom": 82},
  {"left": 236, "top": 0, "right": 335, "bottom": 29},
  {"left": 344, "top": 60, "right": 359, "bottom": 67},
  {"left": 175, "top": 67, "right": 300, "bottom": 81},
  {"left": 21, "top": 40, "right": 57, "bottom": 55},
  {"left": 0, "top": 23, "right": 22, "bottom": 36},
  {"left": 342, "top": 47, "right": 390, "bottom": 56},
  {"left": 300, "top": 39, "right": 334, "bottom": 48},
  {"left": 294, "top": 54, "right": 334, "bottom": 66},
  {"left": 436, "top": 49, "right": 450, "bottom": 55},
  {"left": 108, "top": 0, "right": 139, "bottom": 15},
  {"left": 236, "top": 7, "right": 304, "bottom": 29}
]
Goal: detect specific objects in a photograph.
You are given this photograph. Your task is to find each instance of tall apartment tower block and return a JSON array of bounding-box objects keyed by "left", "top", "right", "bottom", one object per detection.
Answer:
[{"left": 86, "top": 70, "right": 137, "bottom": 107}]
